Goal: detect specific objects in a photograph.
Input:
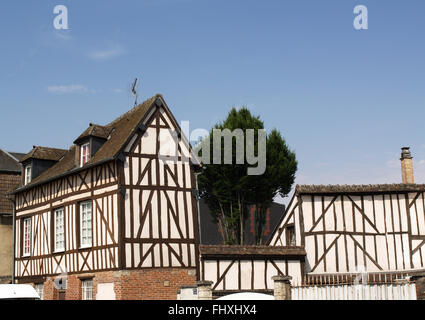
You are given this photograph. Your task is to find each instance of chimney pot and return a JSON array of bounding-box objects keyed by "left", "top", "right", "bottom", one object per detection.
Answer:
[{"left": 401, "top": 147, "right": 412, "bottom": 160}]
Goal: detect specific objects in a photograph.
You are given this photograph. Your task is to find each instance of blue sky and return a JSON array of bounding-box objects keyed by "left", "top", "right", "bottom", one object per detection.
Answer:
[{"left": 1, "top": 0, "right": 425, "bottom": 203}]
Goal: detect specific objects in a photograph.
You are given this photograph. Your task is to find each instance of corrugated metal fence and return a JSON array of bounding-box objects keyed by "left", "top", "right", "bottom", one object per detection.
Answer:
[{"left": 292, "top": 273, "right": 417, "bottom": 300}]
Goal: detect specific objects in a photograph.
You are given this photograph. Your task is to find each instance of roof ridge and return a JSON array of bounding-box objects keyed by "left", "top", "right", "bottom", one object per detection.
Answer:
[
  {"left": 31, "top": 145, "right": 67, "bottom": 151},
  {"left": 296, "top": 183, "right": 425, "bottom": 187},
  {"left": 296, "top": 183, "right": 425, "bottom": 194},
  {"left": 106, "top": 94, "right": 160, "bottom": 128},
  {"left": 1, "top": 149, "right": 20, "bottom": 162}
]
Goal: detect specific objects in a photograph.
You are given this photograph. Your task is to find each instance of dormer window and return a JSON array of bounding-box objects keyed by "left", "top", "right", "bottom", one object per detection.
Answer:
[
  {"left": 24, "top": 165, "right": 32, "bottom": 185},
  {"left": 74, "top": 124, "right": 111, "bottom": 165},
  {"left": 80, "top": 143, "right": 90, "bottom": 166},
  {"left": 20, "top": 146, "right": 67, "bottom": 184}
]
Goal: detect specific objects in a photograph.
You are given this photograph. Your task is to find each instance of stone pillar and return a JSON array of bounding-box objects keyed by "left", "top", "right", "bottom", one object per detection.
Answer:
[
  {"left": 177, "top": 286, "right": 198, "bottom": 300},
  {"left": 272, "top": 275, "right": 292, "bottom": 300},
  {"left": 196, "top": 281, "right": 213, "bottom": 300}
]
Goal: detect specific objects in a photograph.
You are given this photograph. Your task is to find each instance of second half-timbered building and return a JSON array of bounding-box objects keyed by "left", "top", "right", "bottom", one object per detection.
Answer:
[
  {"left": 268, "top": 148, "right": 425, "bottom": 286},
  {"left": 8, "top": 94, "right": 201, "bottom": 300}
]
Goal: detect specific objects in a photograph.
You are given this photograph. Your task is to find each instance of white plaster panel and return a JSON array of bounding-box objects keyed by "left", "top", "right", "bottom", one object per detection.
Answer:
[
  {"left": 141, "top": 128, "right": 157, "bottom": 155},
  {"left": 204, "top": 260, "right": 217, "bottom": 283}
]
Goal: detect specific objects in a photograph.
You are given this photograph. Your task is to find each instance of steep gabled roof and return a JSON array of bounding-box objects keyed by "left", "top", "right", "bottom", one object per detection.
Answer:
[
  {"left": 86, "top": 95, "right": 157, "bottom": 165},
  {"left": 20, "top": 146, "right": 67, "bottom": 163},
  {"left": 0, "top": 149, "right": 24, "bottom": 173},
  {"left": 10, "top": 94, "right": 166, "bottom": 193}
]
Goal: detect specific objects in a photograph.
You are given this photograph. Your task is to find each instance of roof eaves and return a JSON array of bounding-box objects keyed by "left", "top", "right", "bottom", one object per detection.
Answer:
[{"left": 8, "top": 156, "right": 115, "bottom": 195}]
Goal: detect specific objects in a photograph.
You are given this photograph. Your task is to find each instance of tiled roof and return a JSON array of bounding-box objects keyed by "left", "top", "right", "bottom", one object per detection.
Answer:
[
  {"left": 73, "top": 123, "right": 113, "bottom": 144},
  {"left": 86, "top": 95, "right": 157, "bottom": 166},
  {"left": 20, "top": 146, "right": 67, "bottom": 163},
  {"left": 0, "top": 149, "right": 24, "bottom": 172},
  {"left": 0, "top": 173, "right": 21, "bottom": 214},
  {"left": 295, "top": 184, "right": 425, "bottom": 194},
  {"left": 10, "top": 94, "right": 161, "bottom": 193},
  {"left": 199, "top": 245, "right": 306, "bottom": 258}
]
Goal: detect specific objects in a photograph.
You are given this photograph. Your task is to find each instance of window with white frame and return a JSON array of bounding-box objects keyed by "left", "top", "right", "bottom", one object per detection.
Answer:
[
  {"left": 54, "top": 208, "right": 65, "bottom": 251},
  {"left": 80, "top": 201, "right": 92, "bottom": 247},
  {"left": 23, "top": 218, "right": 31, "bottom": 256},
  {"left": 80, "top": 143, "right": 90, "bottom": 166},
  {"left": 25, "top": 165, "right": 32, "bottom": 185},
  {"left": 81, "top": 279, "right": 93, "bottom": 300},
  {"left": 35, "top": 283, "right": 44, "bottom": 300}
]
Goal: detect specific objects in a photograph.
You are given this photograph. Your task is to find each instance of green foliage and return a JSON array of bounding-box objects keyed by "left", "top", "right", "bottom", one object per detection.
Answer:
[{"left": 198, "top": 107, "right": 297, "bottom": 245}]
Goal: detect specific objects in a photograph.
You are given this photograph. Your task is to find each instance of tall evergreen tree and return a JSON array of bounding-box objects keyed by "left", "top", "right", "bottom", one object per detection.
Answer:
[{"left": 197, "top": 107, "right": 297, "bottom": 245}]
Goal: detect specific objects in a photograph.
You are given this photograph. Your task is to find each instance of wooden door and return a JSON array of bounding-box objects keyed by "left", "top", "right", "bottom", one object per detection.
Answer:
[{"left": 58, "top": 290, "right": 66, "bottom": 300}]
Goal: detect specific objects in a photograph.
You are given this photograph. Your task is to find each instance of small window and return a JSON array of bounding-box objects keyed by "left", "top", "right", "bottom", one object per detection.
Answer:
[
  {"left": 80, "top": 143, "right": 90, "bottom": 166},
  {"left": 80, "top": 201, "right": 92, "bottom": 247},
  {"left": 82, "top": 279, "right": 93, "bottom": 300},
  {"left": 23, "top": 218, "right": 31, "bottom": 256},
  {"left": 286, "top": 225, "right": 296, "bottom": 246},
  {"left": 25, "top": 165, "right": 32, "bottom": 185},
  {"left": 35, "top": 283, "right": 44, "bottom": 300},
  {"left": 54, "top": 208, "right": 65, "bottom": 252}
]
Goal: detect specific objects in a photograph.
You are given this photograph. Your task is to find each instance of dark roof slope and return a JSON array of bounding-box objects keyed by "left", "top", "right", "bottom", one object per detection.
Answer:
[
  {"left": 11, "top": 94, "right": 161, "bottom": 193},
  {"left": 9, "top": 152, "right": 25, "bottom": 162},
  {"left": 20, "top": 146, "right": 67, "bottom": 163},
  {"left": 0, "top": 149, "right": 24, "bottom": 173},
  {"left": 87, "top": 95, "right": 156, "bottom": 165},
  {"left": 296, "top": 184, "right": 425, "bottom": 194},
  {"left": 28, "top": 145, "right": 78, "bottom": 186}
]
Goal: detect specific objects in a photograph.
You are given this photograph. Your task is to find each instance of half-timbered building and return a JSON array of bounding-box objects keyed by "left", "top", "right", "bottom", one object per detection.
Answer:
[
  {"left": 8, "top": 94, "right": 200, "bottom": 300},
  {"left": 268, "top": 148, "right": 425, "bottom": 289},
  {"left": 198, "top": 245, "right": 305, "bottom": 298}
]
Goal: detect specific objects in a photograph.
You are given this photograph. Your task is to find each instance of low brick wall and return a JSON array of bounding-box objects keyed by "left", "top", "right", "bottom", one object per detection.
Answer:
[
  {"left": 20, "top": 268, "right": 197, "bottom": 300},
  {"left": 114, "top": 268, "right": 197, "bottom": 300}
]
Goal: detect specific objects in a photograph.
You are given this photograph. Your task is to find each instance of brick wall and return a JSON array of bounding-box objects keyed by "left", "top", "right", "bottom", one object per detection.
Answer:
[
  {"left": 415, "top": 277, "right": 425, "bottom": 300},
  {"left": 28, "top": 268, "right": 197, "bottom": 300},
  {"left": 0, "top": 172, "right": 20, "bottom": 214},
  {"left": 115, "top": 268, "right": 197, "bottom": 300}
]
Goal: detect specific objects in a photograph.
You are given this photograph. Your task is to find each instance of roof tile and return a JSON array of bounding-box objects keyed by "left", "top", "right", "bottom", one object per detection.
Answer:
[{"left": 20, "top": 146, "right": 67, "bottom": 163}]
